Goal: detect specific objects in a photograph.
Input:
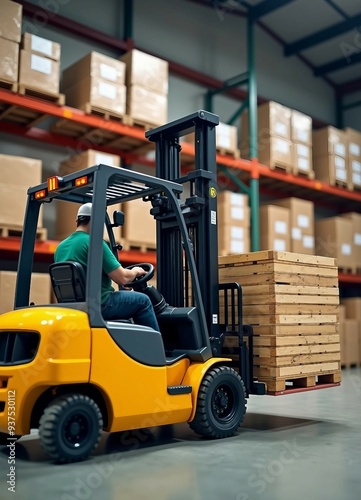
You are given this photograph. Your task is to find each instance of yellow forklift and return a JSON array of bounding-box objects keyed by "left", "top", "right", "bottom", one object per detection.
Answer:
[{"left": 0, "top": 111, "right": 265, "bottom": 463}]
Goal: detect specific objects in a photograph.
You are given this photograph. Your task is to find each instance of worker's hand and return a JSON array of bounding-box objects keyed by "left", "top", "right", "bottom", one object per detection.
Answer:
[{"left": 133, "top": 266, "right": 147, "bottom": 278}]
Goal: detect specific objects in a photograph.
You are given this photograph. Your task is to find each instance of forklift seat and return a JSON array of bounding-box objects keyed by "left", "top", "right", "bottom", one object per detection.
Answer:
[{"left": 49, "top": 261, "right": 86, "bottom": 303}]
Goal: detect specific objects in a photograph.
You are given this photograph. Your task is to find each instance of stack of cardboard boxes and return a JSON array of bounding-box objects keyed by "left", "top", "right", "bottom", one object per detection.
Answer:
[
  {"left": 120, "top": 49, "right": 168, "bottom": 127},
  {"left": 291, "top": 110, "right": 314, "bottom": 178},
  {"left": 216, "top": 123, "right": 239, "bottom": 156},
  {"left": 271, "top": 197, "right": 315, "bottom": 255},
  {"left": 342, "top": 212, "right": 361, "bottom": 273},
  {"left": 55, "top": 150, "right": 122, "bottom": 242},
  {"left": 0, "top": 271, "right": 51, "bottom": 314},
  {"left": 0, "top": 153, "right": 43, "bottom": 230},
  {"left": 241, "top": 101, "right": 293, "bottom": 170},
  {"left": 315, "top": 216, "right": 353, "bottom": 270},
  {"left": 339, "top": 299, "right": 361, "bottom": 367},
  {"left": 217, "top": 191, "right": 250, "bottom": 256},
  {"left": 62, "top": 52, "right": 127, "bottom": 118},
  {"left": 312, "top": 126, "right": 350, "bottom": 189},
  {"left": 344, "top": 127, "right": 361, "bottom": 191},
  {"left": 19, "top": 32, "right": 61, "bottom": 97},
  {"left": 0, "top": 0, "right": 22, "bottom": 89},
  {"left": 259, "top": 204, "right": 290, "bottom": 252},
  {"left": 122, "top": 198, "right": 156, "bottom": 250}
]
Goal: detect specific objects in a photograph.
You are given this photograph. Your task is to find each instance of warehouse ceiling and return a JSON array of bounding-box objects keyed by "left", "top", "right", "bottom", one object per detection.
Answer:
[{"left": 186, "top": 0, "right": 361, "bottom": 97}]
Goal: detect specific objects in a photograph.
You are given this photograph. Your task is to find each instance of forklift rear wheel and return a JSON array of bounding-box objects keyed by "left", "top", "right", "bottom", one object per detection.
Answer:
[
  {"left": 189, "top": 366, "right": 246, "bottom": 439},
  {"left": 39, "top": 394, "right": 103, "bottom": 464}
]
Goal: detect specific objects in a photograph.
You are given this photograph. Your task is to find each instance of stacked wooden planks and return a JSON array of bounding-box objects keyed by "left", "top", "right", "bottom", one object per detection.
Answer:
[{"left": 219, "top": 250, "right": 341, "bottom": 394}]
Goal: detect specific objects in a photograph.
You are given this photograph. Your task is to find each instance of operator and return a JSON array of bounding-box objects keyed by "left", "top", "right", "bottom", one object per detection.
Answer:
[{"left": 54, "top": 202, "right": 160, "bottom": 331}]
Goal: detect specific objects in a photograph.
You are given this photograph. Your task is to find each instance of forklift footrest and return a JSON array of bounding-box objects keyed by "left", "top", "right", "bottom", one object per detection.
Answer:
[{"left": 167, "top": 385, "right": 192, "bottom": 395}]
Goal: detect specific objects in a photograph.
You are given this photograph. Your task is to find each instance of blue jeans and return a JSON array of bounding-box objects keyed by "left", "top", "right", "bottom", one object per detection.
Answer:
[{"left": 101, "top": 290, "right": 160, "bottom": 331}]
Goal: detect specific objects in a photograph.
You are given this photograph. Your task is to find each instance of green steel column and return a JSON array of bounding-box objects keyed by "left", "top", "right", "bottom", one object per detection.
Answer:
[
  {"left": 247, "top": 15, "right": 260, "bottom": 251},
  {"left": 123, "top": 0, "right": 133, "bottom": 41}
]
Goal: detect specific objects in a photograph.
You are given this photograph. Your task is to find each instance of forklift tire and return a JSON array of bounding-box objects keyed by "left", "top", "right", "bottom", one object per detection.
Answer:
[
  {"left": 39, "top": 394, "right": 103, "bottom": 464},
  {"left": 189, "top": 366, "right": 246, "bottom": 439}
]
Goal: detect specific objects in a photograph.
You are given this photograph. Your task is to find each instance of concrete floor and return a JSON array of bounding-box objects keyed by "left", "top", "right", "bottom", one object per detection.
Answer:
[{"left": 1, "top": 367, "right": 360, "bottom": 500}]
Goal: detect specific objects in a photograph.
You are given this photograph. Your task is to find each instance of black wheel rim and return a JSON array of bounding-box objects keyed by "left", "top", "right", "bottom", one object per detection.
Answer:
[
  {"left": 63, "top": 412, "right": 92, "bottom": 449},
  {"left": 211, "top": 383, "right": 238, "bottom": 424}
]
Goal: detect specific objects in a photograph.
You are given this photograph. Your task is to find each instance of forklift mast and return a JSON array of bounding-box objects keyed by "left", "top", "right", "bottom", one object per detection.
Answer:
[{"left": 146, "top": 110, "right": 220, "bottom": 343}]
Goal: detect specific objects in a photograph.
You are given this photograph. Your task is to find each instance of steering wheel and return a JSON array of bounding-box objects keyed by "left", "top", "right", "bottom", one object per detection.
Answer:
[{"left": 125, "top": 263, "right": 155, "bottom": 290}]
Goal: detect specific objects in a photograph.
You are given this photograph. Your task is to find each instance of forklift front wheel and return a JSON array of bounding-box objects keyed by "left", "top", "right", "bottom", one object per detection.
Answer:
[
  {"left": 189, "top": 366, "right": 246, "bottom": 439},
  {"left": 39, "top": 394, "right": 103, "bottom": 464}
]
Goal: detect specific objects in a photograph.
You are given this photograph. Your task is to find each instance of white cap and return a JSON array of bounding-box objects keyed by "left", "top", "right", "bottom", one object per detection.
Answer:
[{"left": 77, "top": 202, "right": 92, "bottom": 218}]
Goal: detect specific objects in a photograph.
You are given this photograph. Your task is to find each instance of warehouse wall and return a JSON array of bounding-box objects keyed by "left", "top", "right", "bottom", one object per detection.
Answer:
[{"left": 20, "top": 0, "right": 336, "bottom": 125}]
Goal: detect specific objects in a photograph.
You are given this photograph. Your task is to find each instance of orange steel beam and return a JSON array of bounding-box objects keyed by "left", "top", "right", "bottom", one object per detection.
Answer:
[
  {"left": 1, "top": 90, "right": 361, "bottom": 205},
  {"left": 0, "top": 238, "right": 156, "bottom": 265},
  {"left": 0, "top": 89, "right": 147, "bottom": 142}
]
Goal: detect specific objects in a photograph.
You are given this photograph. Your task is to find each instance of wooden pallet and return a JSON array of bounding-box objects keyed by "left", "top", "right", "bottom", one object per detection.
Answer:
[
  {"left": 263, "top": 370, "right": 341, "bottom": 394},
  {"left": 216, "top": 147, "right": 241, "bottom": 159},
  {"left": 120, "top": 239, "right": 156, "bottom": 253},
  {"left": 338, "top": 266, "right": 354, "bottom": 275},
  {"left": 80, "top": 103, "right": 128, "bottom": 122},
  {"left": 330, "top": 178, "right": 353, "bottom": 191},
  {"left": 268, "top": 161, "right": 293, "bottom": 173},
  {"left": 50, "top": 118, "right": 154, "bottom": 155},
  {"left": 18, "top": 85, "right": 65, "bottom": 105},
  {"left": 292, "top": 167, "right": 315, "bottom": 180},
  {"left": 0, "top": 225, "right": 47, "bottom": 241},
  {"left": 124, "top": 115, "right": 160, "bottom": 131},
  {"left": 0, "top": 80, "right": 18, "bottom": 92}
]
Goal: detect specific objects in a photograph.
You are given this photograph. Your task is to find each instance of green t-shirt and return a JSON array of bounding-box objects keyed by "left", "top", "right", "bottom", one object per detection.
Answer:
[{"left": 54, "top": 231, "right": 120, "bottom": 304}]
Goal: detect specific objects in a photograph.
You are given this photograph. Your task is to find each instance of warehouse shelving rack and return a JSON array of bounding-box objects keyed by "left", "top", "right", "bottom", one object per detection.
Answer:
[{"left": 0, "top": 87, "right": 361, "bottom": 287}]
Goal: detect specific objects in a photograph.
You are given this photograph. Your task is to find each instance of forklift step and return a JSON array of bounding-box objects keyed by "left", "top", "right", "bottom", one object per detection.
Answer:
[{"left": 167, "top": 385, "right": 192, "bottom": 395}]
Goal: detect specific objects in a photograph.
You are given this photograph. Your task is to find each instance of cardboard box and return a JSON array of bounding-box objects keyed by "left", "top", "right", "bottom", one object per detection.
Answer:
[
  {"left": 341, "top": 213, "right": 361, "bottom": 269},
  {"left": 344, "top": 128, "right": 361, "bottom": 189},
  {"left": 291, "top": 110, "right": 312, "bottom": 144},
  {"left": 59, "top": 149, "right": 120, "bottom": 176},
  {"left": 343, "top": 319, "right": 360, "bottom": 366},
  {"left": 218, "top": 224, "right": 250, "bottom": 256},
  {"left": 216, "top": 122, "right": 239, "bottom": 153},
  {"left": 0, "top": 153, "right": 42, "bottom": 186},
  {"left": 313, "top": 126, "right": 347, "bottom": 158},
  {"left": 62, "top": 51, "right": 126, "bottom": 88},
  {"left": 0, "top": 154, "right": 42, "bottom": 227},
  {"left": 259, "top": 205, "right": 290, "bottom": 252},
  {"left": 0, "top": 0, "right": 22, "bottom": 43},
  {"left": 313, "top": 154, "right": 350, "bottom": 187},
  {"left": 22, "top": 33, "right": 61, "bottom": 61},
  {"left": 0, "top": 37, "right": 19, "bottom": 83},
  {"left": 126, "top": 84, "right": 168, "bottom": 126},
  {"left": 344, "top": 127, "right": 361, "bottom": 159},
  {"left": 0, "top": 271, "right": 51, "bottom": 314},
  {"left": 218, "top": 192, "right": 250, "bottom": 255},
  {"left": 122, "top": 197, "right": 156, "bottom": 248},
  {"left": 241, "top": 101, "right": 292, "bottom": 142},
  {"left": 341, "top": 297, "right": 361, "bottom": 321},
  {"left": 315, "top": 216, "right": 353, "bottom": 269},
  {"left": 56, "top": 150, "right": 121, "bottom": 241},
  {"left": 54, "top": 200, "right": 122, "bottom": 243},
  {"left": 292, "top": 142, "right": 313, "bottom": 177},
  {"left": 120, "top": 49, "right": 168, "bottom": 94},
  {"left": 218, "top": 191, "right": 250, "bottom": 227},
  {"left": 63, "top": 78, "right": 126, "bottom": 116},
  {"left": 258, "top": 136, "right": 292, "bottom": 169},
  {"left": 271, "top": 197, "right": 314, "bottom": 255},
  {"left": 19, "top": 49, "right": 60, "bottom": 95}
]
